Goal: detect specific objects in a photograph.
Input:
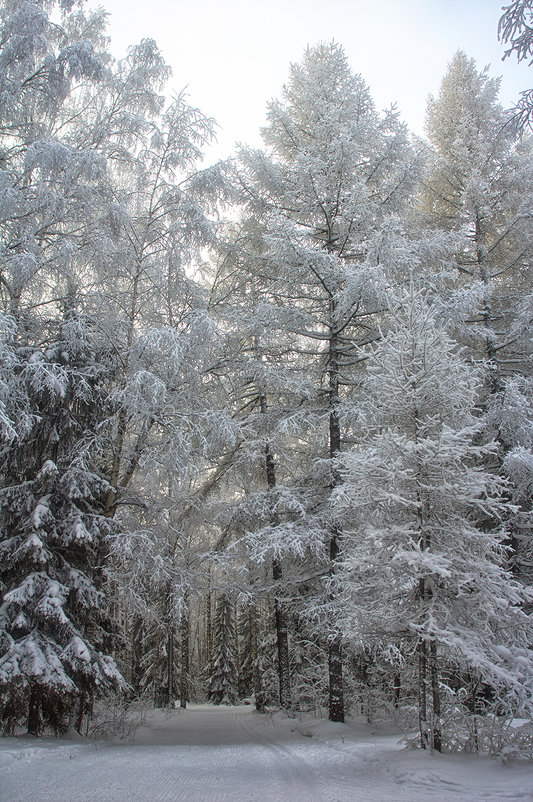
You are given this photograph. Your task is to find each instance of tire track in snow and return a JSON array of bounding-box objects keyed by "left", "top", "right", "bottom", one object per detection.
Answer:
[
  {"left": 233, "top": 707, "right": 324, "bottom": 801},
  {"left": 4, "top": 706, "right": 531, "bottom": 801}
]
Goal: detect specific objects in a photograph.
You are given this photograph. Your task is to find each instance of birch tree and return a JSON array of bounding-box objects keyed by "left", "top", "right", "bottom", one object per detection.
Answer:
[{"left": 0, "top": 0, "right": 230, "bottom": 729}]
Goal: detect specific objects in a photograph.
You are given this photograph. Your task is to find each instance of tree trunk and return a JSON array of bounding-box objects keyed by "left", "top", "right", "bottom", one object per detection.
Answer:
[
  {"left": 327, "top": 317, "right": 345, "bottom": 723},
  {"left": 272, "top": 558, "right": 292, "bottom": 710},
  {"left": 328, "top": 528, "right": 344, "bottom": 722},
  {"left": 250, "top": 606, "right": 264, "bottom": 712},
  {"left": 429, "top": 640, "right": 442, "bottom": 752},
  {"left": 259, "top": 385, "right": 292, "bottom": 712},
  {"left": 206, "top": 572, "right": 212, "bottom": 666},
  {"left": 393, "top": 672, "right": 401, "bottom": 709},
  {"left": 165, "top": 582, "right": 176, "bottom": 708},
  {"left": 167, "top": 624, "right": 175, "bottom": 708},
  {"left": 27, "top": 686, "right": 42, "bottom": 736},
  {"left": 75, "top": 692, "right": 87, "bottom": 736},
  {"left": 417, "top": 638, "right": 429, "bottom": 750},
  {"left": 475, "top": 211, "right": 502, "bottom": 395},
  {"left": 131, "top": 615, "right": 145, "bottom": 692},
  {"left": 328, "top": 634, "right": 344, "bottom": 723},
  {"left": 180, "top": 604, "right": 190, "bottom": 709}
]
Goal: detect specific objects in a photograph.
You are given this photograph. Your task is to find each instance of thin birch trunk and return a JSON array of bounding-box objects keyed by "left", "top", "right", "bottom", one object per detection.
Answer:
[{"left": 166, "top": 582, "right": 176, "bottom": 709}]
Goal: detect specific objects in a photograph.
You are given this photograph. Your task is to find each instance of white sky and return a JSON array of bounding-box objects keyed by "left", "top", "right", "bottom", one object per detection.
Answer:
[{"left": 89, "top": 0, "right": 532, "bottom": 160}]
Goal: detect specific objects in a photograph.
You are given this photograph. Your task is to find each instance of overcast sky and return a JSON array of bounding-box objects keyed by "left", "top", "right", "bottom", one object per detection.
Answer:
[{"left": 89, "top": 0, "right": 532, "bottom": 159}]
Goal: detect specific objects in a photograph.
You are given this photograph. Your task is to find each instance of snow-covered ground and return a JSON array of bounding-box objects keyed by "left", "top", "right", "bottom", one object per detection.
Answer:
[{"left": 1, "top": 704, "right": 533, "bottom": 801}]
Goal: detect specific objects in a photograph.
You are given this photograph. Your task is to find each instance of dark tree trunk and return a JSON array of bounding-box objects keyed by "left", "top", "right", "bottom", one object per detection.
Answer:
[
  {"left": 27, "top": 686, "right": 42, "bottom": 736},
  {"left": 180, "top": 603, "right": 189, "bottom": 709},
  {"left": 328, "top": 528, "right": 344, "bottom": 723},
  {"left": 167, "top": 624, "right": 175, "bottom": 708},
  {"left": 429, "top": 641, "right": 442, "bottom": 752},
  {"left": 327, "top": 319, "right": 345, "bottom": 723},
  {"left": 328, "top": 634, "right": 344, "bottom": 723},
  {"left": 75, "top": 692, "right": 87, "bottom": 735},
  {"left": 393, "top": 672, "right": 401, "bottom": 709},
  {"left": 165, "top": 582, "right": 176, "bottom": 708},
  {"left": 418, "top": 638, "right": 429, "bottom": 750},
  {"left": 259, "top": 387, "right": 292, "bottom": 712},
  {"left": 130, "top": 615, "right": 145, "bottom": 692},
  {"left": 206, "top": 574, "right": 212, "bottom": 666},
  {"left": 272, "top": 558, "right": 292, "bottom": 710},
  {"left": 474, "top": 211, "right": 501, "bottom": 395},
  {"left": 250, "top": 606, "right": 264, "bottom": 712}
]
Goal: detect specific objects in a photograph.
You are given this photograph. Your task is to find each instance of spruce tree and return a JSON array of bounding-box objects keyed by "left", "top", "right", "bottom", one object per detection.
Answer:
[
  {"left": 208, "top": 594, "right": 238, "bottom": 706},
  {"left": 0, "top": 312, "right": 124, "bottom": 735}
]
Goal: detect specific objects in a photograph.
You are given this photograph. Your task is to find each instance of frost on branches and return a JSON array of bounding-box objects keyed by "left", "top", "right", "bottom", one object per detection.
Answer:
[
  {"left": 332, "top": 287, "right": 533, "bottom": 751},
  {"left": 498, "top": 0, "right": 533, "bottom": 130},
  {"left": 421, "top": 50, "right": 533, "bottom": 588},
  {"left": 236, "top": 41, "right": 422, "bottom": 723}
]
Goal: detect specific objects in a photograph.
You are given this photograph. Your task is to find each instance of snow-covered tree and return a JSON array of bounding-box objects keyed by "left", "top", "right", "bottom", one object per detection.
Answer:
[
  {"left": 236, "top": 41, "right": 421, "bottom": 721},
  {"left": 209, "top": 593, "right": 238, "bottom": 705},
  {"left": 333, "top": 286, "right": 533, "bottom": 751},
  {"left": 0, "top": 312, "right": 124, "bottom": 735},
  {"left": 0, "top": 0, "right": 110, "bottom": 321},
  {"left": 421, "top": 51, "right": 533, "bottom": 383},
  {"left": 208, "top": 222, "right": 325, "bottom": 713},
  {"left": 421, "top": 51, "right": 533, "bottom": 584},
  {"left": 0, "top": 0, "right": 132, "bottom": 735},
  {"left": 82, "top": 51, "right": 228, "bottom": 520},
  {"left": 0, "top": 0, "right": 231, "bottom": 731}
]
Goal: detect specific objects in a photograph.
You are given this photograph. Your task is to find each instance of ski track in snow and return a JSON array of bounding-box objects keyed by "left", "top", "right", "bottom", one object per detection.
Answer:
[{"left": 2, "top": 705, "right": 533, "bottom": 802}]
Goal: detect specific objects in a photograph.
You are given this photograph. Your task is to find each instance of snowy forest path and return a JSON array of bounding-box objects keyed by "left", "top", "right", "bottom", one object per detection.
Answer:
[
  {"left": 231, "top": 706, "right": 324, "bottom": 800},
  {"left": 2, "top": 704, "right": 533, "bottom": 801}
]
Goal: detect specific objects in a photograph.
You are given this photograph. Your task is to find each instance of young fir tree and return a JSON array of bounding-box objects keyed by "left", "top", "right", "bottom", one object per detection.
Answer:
[
  {"left": 333, "top": 286, "right": 533, "bottom": 751},
  {"left": 208, "top": 593, "right": 238, "bottom": 705}
]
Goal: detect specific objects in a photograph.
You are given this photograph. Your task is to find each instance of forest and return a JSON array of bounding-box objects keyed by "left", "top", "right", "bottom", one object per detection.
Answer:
[{"left": 0, "top": 0, "right": 533, "bottom": 758}]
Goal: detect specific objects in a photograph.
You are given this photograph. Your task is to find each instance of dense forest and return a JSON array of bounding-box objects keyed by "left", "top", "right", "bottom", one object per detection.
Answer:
[{"left": 1, "top": 0, "right": 533, "bottom": 756}]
